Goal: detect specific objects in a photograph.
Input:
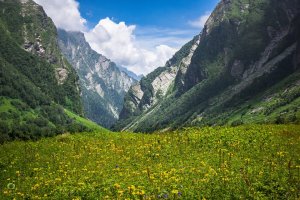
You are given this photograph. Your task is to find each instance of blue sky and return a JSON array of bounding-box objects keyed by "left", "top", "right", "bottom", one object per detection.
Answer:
[
  {"left": 34, "top": 0, "right": 220, "bottom": 75},
  {"left": 78, "top": 0, "right": 219, "bottom": 32}
]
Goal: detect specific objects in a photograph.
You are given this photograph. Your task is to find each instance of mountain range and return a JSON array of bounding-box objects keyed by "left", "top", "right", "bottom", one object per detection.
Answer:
[
  {"left": 57, "top": 30, "right": 137, "bottom": 128},
  {"left": 115, "top": 0, "right": 300, "bottom": 132},
  {"left": 0, "top": 1, "right": 299, "bottom": 199},
  {"left": 0, "top": 0, "right": 299, "bottom": 141}
]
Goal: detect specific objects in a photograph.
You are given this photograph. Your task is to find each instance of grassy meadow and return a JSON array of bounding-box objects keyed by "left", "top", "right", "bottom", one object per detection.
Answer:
[{"left": 0, "top": 125, "right": 300, "bottom": 199}]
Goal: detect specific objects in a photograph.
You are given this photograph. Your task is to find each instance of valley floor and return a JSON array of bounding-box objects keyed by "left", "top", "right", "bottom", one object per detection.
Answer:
[{"left": 0, "top": 125, "right": 300, "bottom": 199}]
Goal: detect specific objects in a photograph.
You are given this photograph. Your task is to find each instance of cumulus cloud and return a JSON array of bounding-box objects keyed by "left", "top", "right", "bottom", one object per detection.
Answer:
[
  {"left": 33, "top": 0, "right": 87, "bottom": 31},
  {"left": 188, "top": 12, "right": 211, "bottom": 29},
  {"left": 32, "top": 1, "right": 185, "bottom": 75},
  {"left": 85, "top": 18, "right": 178, "bottom": 75}
]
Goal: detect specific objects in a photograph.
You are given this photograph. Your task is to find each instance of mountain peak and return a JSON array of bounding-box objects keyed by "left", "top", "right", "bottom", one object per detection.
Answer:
[{"left": 58, "top": 29, "right": 137, "bottom": 128}]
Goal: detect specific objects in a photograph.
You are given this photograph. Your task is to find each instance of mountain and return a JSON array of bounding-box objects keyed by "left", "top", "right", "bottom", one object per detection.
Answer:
[
  {"left": 57, "top": 30, "right": 137, "bottom": 128},
  {"left": 117, "top": 65, "right": 143, "bottom": 81},
  {"left": 0, "top": 0, "right": 101, "bottom": 142},
  {"left": 115, "top": 0, "right": 300, "bottom": 132}
]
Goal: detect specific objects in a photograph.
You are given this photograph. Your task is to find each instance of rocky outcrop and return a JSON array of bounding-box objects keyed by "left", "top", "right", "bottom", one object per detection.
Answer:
[
  {"left": 19, "top": 0, "right": 73, "bottom": 85},
  {"left": 0, "top": 0, "right": 82, "bottom": 114},
  {"left": 151, "top": 67, "right": 177, "bottom": 99},
  {"left": 58, "top": 30, "right": 136, "bottom": 128},
  {"left": 116, "top": 34, "right": 201, "bottom": 126},
  {"left": 55, "top": 68, "right": 69, "bottom": 84}
]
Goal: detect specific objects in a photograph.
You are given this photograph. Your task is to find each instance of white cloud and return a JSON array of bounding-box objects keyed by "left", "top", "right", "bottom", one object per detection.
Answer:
[
  {"left": 188, "top": 12, "right": 211, "bottom": 29},
  {"left": 85, "top": 18, "right": 178, "bottom": 75},
  {"left": 32, "top": 1, "right": 190, "bottom": 75},
  {"left": 135, "top": 27, "right": 196, "bottom": 49},
  {"left": 33, "top": 0, "right": 87, "bottom": 31}
]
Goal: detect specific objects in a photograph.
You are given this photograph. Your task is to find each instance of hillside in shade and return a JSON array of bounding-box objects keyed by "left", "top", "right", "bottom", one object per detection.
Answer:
[{"left": 115, "top": 0, "right": 300, "bottom": 132}]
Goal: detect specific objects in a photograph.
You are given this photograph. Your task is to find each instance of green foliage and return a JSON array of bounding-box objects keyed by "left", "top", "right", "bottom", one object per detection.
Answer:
[
  {"left": 195, "top": 59, "right": 300, "bottom": 128},
  {"left": 0, "top": 125, "right": 299, "bottom": 199},
  {"left": 126, "top": 72, "right": 235, "bottom": 132},
  {"left": 81, "top": 88, "right": 118, "bottom": 128},
  {"left": 64, "top": 109, "right": 108, "bottom": 133},
  {"left": 117, "top": 0, "right": 300, "bottom": 132},
  {"left": 0, "top": 0, "right": 93, "bottom": 140},
  {"left": 0, "top": 97, "right": 101, "bottom": 143},
  {"left": 0, "top": 1, "right": 24, "bottom": 44},
  {"left": 0, "top": 0, "right": 82, "bottom": 114}
]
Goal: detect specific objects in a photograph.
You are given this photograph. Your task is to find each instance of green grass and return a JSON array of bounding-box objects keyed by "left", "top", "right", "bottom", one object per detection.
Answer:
[
  {"left": 64, "top": 109, "right": 107, "bottom": 132},
  {"left": 226, "top": 77, "right": 300, "bottom": 125},
  {"left": 0, "top": 98, "right": 15, "bottom": 113},
  {"left": 0, "top": 97, "right": 103, "bottom": 142},
  {"left": 0, "top": 125, "right": 299, "bottom": 199},
  {"left": 0, "top": 97, "right": 38, "bottom": 125}
]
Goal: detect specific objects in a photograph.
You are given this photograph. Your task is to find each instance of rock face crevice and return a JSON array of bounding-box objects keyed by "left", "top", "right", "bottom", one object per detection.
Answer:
[
  {"left": 58, "top": 30, "right": 136, "bottom": 128},
  {"left": 115, "top": 0, "right": 300, "bottom": 132}
]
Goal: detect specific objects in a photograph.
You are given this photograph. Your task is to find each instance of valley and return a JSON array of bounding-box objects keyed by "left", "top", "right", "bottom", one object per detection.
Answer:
[{"left": 0, "top": 0, "right": 300, "bottom": 199}]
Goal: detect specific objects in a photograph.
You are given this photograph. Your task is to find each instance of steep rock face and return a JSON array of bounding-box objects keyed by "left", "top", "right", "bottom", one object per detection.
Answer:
[
  {"left": 58, "top": 30, "right": 136, "bottom": 128},
  {"left": 19, "top": 0, "right": 77, "bottom": 85},
  {"left": 116, "top": 0, "right": 300, "bottom": 132}
]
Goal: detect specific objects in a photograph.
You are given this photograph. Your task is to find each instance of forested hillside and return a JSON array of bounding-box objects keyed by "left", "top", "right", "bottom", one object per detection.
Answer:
[
  {"left": 0, "top": 0, "right": 99, "bottom": 142},
  {"left": 116, "top": 0, "right": 300, "bottom": 132}
]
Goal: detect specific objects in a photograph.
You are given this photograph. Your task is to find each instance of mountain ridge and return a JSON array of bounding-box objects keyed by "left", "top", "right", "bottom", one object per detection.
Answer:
[
  {"left": 117, "top": 65, "right": 143, "bottom": 81},
  {"left": 0, "top": 0, "right": 102, "bottom": 142},
  {"left": 115, "top": 0, "right": 300, "bottom": 132},
  {"left": 57, "top": 29, "right": 137, "bottom": 128}
]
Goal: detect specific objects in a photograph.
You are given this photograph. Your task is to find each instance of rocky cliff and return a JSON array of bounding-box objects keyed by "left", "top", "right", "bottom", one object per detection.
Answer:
[
  {"left": 115, "top": 0, "right": 300, "bottom": 132},
  {"left": 58, "top": 30, "right": 137, "bottom": 128},
  {"left": 0, "top": 0, "right": 91, "bottom": 142},
  {"left": 1, "top": 0, "right": 82, "bottom": 113}
]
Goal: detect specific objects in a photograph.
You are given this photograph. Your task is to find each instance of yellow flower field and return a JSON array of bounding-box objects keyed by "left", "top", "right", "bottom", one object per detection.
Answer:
[{"left": 0, "top": 125, "right": 299, "bottom": 199}]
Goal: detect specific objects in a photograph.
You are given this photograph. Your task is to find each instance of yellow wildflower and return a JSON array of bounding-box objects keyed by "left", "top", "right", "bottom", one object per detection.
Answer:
[{"left": 171, "top": 189, "right": 179, "bottom": 194}]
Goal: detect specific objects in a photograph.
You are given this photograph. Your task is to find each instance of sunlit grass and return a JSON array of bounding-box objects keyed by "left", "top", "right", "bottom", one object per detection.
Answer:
[{"left": 0, "top": 125, "right": 299, "bottom": 199}]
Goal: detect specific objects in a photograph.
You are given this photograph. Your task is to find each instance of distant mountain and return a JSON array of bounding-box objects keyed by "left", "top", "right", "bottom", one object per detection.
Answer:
[
  {"left": 58, "top": 30, "right": 137, "bottom": 128},
  {"left": 117, "top": 65, "right": 143, "bottom": 81},
  {"left": 115, "top": 0, "right": 300, "bottom": 132},
  {"left": 0, "top": 0, "right": 98, "bottom": 142}
]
